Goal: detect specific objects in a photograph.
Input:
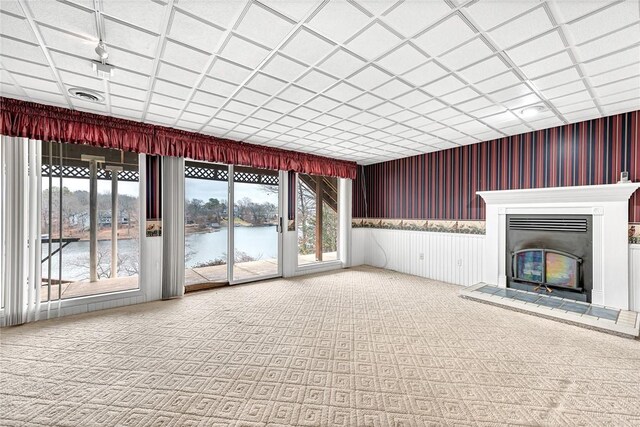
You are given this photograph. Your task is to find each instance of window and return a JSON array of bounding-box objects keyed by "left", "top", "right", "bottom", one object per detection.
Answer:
[
  {"left": 297, "top": 173, "right": 338, "bottom": 265},
  {"left": 41, "top": 142, "right": 139, "bottom": 301}
]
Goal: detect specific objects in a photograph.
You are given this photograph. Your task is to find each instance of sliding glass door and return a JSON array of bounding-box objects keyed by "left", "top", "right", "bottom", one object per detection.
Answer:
[
  {"left": 231, "top": 166, "right": 281, "bottom": 282},
  {"left": 184, "top": 162, "right": 282, "bottom": 287}
]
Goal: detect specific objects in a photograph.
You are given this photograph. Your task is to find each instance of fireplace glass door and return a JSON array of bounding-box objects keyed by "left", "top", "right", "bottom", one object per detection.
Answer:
[{"left": 513, "top": 249, "right": 580, "bottom": 290}]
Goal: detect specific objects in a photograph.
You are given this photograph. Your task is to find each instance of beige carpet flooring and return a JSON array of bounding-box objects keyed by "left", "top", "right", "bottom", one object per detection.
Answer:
[{"left": 2, "top": 266, "right": 640, "bottom": 426}]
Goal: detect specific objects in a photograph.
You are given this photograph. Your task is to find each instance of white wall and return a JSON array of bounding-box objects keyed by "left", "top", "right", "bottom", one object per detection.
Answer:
[
  {"left": 352, "top": 228, "right": 485, "bottom": 287},
  {"left": 630, "top": 244, "right": 640, "bottom": 312}
]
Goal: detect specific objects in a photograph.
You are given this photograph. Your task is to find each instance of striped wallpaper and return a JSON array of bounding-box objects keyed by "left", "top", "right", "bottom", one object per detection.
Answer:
[{"left": 353, "top": 110, "right": 640, "bottom": 222}]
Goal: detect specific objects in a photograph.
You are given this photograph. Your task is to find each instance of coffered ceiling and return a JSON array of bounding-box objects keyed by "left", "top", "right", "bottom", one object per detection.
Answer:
[{"left": 1, "top": 0, "right": 639, "bottom": 164}]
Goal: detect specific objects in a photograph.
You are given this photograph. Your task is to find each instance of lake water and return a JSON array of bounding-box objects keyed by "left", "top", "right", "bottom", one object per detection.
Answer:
[{"left": 42, "top": 226, "right": 278, "bottom": 280}]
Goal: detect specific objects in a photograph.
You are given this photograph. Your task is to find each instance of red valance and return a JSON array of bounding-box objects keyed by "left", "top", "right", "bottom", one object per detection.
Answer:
[{"left": 0, "top": 97, "right": 357, "bottom": 179}]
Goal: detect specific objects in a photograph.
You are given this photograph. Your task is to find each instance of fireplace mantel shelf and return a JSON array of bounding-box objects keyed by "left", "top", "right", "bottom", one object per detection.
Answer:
[{"left": 478, "top": 183, "right": 640, "bottom": 205}]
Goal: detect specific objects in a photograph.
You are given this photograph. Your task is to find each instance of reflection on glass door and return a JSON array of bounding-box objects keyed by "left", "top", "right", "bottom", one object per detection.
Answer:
[
  {"left": 184, "top": 161, "right": 229, "bottom": 286},
  {"left": 232, "top": 166, "right": 281, "bottom": 282}
]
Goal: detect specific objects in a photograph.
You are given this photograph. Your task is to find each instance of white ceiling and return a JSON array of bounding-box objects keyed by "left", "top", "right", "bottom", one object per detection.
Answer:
[{"left": 1, "top": 0, "right": 639, "bottom": 165}]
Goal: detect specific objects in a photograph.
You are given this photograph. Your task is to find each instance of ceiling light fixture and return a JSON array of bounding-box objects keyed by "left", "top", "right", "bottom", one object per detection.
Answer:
[
  {"left": 68, "top": 87, "right": 105, "bottom": 103},
  {"left": 92, "top": 40, "right": 115, "bottom": 79},
  {"left": 95, "top": 40, "right": 109, "bottom": 61},
  {"left": 520, "top": 105, "right": 547, "bottom": 117}
]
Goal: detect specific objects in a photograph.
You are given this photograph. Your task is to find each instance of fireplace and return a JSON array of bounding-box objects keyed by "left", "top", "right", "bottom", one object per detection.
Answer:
[
  {"left": 506, "top": 214, "right": 593, "bottom": 302},
  {"left": 478, "top": 183, "right": 640, "bottom": 310}
]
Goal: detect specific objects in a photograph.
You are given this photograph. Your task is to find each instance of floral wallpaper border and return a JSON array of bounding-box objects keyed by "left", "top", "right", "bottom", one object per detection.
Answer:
[
  {"left": 354, "top": 219, "right": 640, "bottom": 243},
  {"left": 630, "top": 223, "right": 640, "bottom": 244},
  {"left": 352, "top": 218, "right": 486, "bottom": 235}
]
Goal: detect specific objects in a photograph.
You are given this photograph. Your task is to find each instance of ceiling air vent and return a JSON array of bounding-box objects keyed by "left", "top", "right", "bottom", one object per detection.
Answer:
[{"left": 68, "top": 87, "right": 104, "bottom": 103}]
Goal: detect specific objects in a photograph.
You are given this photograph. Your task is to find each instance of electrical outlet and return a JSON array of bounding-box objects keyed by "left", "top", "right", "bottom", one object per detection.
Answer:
[{"left": 418, "top": 253, "right": 424, "bottom": 260}]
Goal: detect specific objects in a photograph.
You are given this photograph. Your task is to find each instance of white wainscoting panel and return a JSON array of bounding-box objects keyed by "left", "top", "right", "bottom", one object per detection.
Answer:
[
  {"left": 630, "top": 244, "right": 640, "bottom": 312},
  {"left": 351, "top": 228, "right": 367, "bottom": 266},
  {"left": 359, "top": 228, "right": 485, "bottom": 287}
]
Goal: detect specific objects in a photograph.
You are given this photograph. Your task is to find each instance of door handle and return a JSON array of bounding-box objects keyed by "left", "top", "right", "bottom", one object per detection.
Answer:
[{"left": 276, "top": 217, "right": 283, "bottom": 233}]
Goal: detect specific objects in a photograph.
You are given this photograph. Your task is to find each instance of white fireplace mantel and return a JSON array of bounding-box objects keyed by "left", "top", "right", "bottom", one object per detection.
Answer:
[{"left": 478, "top": 183, "right": 640, "bottom": 310}]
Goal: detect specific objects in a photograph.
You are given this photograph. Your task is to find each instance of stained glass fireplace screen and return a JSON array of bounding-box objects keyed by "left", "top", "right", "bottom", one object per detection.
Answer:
[
  {"left": 515, "top": 250, "right": 543, "bottom": 283},
  {"left": 545, "top": 252, "right": 578, "bottom": 288}
]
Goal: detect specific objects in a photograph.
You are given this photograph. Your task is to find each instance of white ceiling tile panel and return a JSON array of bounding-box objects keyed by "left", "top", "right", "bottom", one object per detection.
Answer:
[
  {"left": 235, "top": 4, "right": 295, "bottom": 49},
  {"left": 103, "top": 17, "right": 159, "bottom": 57},
  {"left": 413, "top": 15, "right": 475, "bottom": 57},
  {"left": 162, "top": 40, "right": 210, "bottom": 72},
  {"left": 317, "top": 48, "right": 367, "bottom": 79},
  {"left": 382, "top": 0, "right": 452, "bottom": 37},
  {"left": 323, "top": 81, "right": 362, "bottom": 102},
  {"left": 295, "top": 69, "right": 338, "bottom": 93},
  {"left": 169, "top": 10, "right": 225, "bottom": 53},
  {"left": 505, "top": 31, "right": 566, "bottom": 66},
  {"left": 457, "top": 56, "right": 510, "bottom": 83},
  {"left": 372, "top": 78, "right": 412, "bottom": 100},
  {"left": 261, "top": 53, "right": 307, "bottom": 82},
  {"left": 393, "top": 90, "right": 431, "bottom": 108},
  {"left": 581, "top": 46, "right": 640, "bottom": 76},
  {"left": 307, "top": 0, "right": 370, "bottom": 44},
  {"left": 542, "top": 80, "right": 586, "bottom": 100},
  {"left": 489, "top": 83, "right": 531, "bottom": 103},
  {"left": 102, "top": 0, "right": 166, "bottom": 33},
  {"left": 377, "top": 43, "right": 429, "bottom": 75},
  {"left": 465, "top": 0, "right": 538, "bottom": 31},
  {"left": 566, "top": 1, "right": 639, "bottom": 44},
  {"left": 0, "top": 10, "right": 37, "bottom": 43},
  {"left": 423, "top": 75, "right": 465, "bottom": 96},
  {"left": 519, "top": 51, "right": 574, "bottom": 79},
  {"left": 489, "top": 7, "right": 553, "bottom": 49},
  {"left": 575, "top": 24, "right": 640, "bottom": 62},
  {"left": 349, "top": 66, "right": 392, "bottom": 91},
  {"left": 199, "top": 77, "right": 238, "bottom": 97},
  {"left": 109, "top": 82, "right": 147, "bottom": 101},
  {"left": 551, "top": 0, "right": 616, "bottom": 24},
  {"left": 0, "top": 36, "right": 47, "bottom": 64},
  {"left": 154, "top": 78, "right": 191, "bottom": 100},
  {"left": 474, "top": 71, "right": 521, "bottom": 93},
  {"left": 175, "top": 0, "right": 245, "bottom": 29},
  {"left": 1, "top": 56, "right": 53, "bottom": 80},
  {"left": 305, "top": 95, "right": 342, "bottom": 112},
  {"left": 281, "top": 28, "right": 334, "bottom": 65},
  {"left": 346, "top": 22, "right": 401, "bottom": 60},
  {"left": 157, "top": 62, "right": 199, "bottom": 87},
  {"left": 401, "top": 60, "right": 448, "bottom": 86},
  {"left": 532, "top": 67, "right": 581, "bottom": 90},
  {"left": 108, "top": 69, "right": 150, "bottom": 89},
  {"left": 209, "top": 58, "right": 252, "bottom": 85},
  {"left": 589, "top": 63, "right": 640, "bottom": 87},
  {"left": 27, "top": 1, "right": 95, "bottom": 39},
  {"left": 107, "top": 46, "right": 155, "bottom": 75},
  {"left": 185, "top": 101, "right": 217, "bottom": 117},
  {"left": 226, "top": 100, "right": 257, "bottom": 115},
  {"left": 263, "top": 96, "right": 297, "bottom": 113},
  {"left": 111, "top": 94, "right": 145, "bottom": 111},
  {"left": 37, "top": 25, "right": 94, "bottom": 58},
  {"left": 220, "top": 35, "right": 270, "bottom": 69},
  {"left": 191, "top": 90, "right": 226, "bottom": 107},
  {"left": 233, "top": 87, "right": 270, "bottom": 105},
  {"left": 440, "top": 87, "right": 479, "bottom": 105},
  {"left": 59, "top": 69, "right": 103, "bottom": 92},
  {"left": 11, "top": 73, "right": 59, "bottom": 92},
  {"left": 438, "top": 37, "right": 494, "bottom": 71}
]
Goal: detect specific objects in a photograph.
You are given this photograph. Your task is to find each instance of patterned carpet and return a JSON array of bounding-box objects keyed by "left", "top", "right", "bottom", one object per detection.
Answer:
[{"left": 2, "top": 266, "right": 640, "bottom": 426}]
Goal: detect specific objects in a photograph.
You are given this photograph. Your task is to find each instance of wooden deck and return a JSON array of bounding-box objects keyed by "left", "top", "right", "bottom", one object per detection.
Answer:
[
  {"left": 41, "top": 252, "right": 338, "bottom": 299},
  {"left": 41, "top": 275, "right": 139, "bottom": 301}
]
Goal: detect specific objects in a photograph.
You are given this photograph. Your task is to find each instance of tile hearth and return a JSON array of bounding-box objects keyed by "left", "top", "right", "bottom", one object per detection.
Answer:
[{"left": 461, "top": 283, "right": 640, "bottom": 339}]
